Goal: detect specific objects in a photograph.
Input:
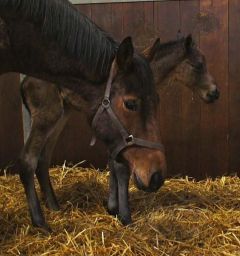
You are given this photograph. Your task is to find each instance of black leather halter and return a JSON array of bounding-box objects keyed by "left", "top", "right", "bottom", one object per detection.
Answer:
[{"left": 90, "top": 62, "right": 165, "bottom": 160}]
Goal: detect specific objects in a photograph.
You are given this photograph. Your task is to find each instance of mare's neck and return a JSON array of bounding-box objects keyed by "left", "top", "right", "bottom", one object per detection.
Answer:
[{"left": 0, "top": 1, "right": 117, "bottom": 90}]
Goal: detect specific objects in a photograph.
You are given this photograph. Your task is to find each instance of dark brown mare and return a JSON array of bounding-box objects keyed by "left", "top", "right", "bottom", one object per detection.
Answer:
[
  {"left": 20, "top": 36, "right": 219, "bottom": 228},
  {"left": 0, "top": 0, "right": 167, "bottom": 231}
]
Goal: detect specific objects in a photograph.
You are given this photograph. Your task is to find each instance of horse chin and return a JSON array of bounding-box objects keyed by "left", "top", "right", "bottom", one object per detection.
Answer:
[
  {"left": 198, "top": 88, "right": 220, "bottom": 103},
  {"left": 202, "top": 96, "right": 217, "bottom": 104}
]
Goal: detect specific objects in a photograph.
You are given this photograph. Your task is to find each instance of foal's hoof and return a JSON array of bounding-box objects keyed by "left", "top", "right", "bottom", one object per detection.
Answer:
[
  {"left": 46, "top": 201, "right": 60, "bottom": 212},
  {"left": 103, "top": 200, "right": 119, "bottom": 216},
  {"left": 118, "top": 215, "right": 132, "bottom": 226},
  {"left": 107, "top": 206, "right": 119, "bottom": 216}
]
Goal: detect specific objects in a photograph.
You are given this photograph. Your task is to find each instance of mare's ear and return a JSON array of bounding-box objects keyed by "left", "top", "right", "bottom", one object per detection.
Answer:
[
  {"left": 116, "top": 37, "right": 134, "bottom": 71},
  {"left": 142, "top": 38, "right": 161, "bottom": 62},
  {"left": 185, "top": 34, "right": 194, "bottom": 52}
]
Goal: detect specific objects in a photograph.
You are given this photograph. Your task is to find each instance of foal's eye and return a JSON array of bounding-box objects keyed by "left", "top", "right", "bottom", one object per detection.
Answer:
[
  {"left": 123, "top": 99, "right": 139, "bottom": 111},
  {"left": 194, "top": 62, "right": 204, "bottom": 71}
]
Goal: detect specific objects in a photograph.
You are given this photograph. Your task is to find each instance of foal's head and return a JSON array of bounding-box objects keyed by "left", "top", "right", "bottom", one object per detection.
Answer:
[
  {"left": 94, "top": 37, "right": 166, "bottom": 192},
  {"left": 148, "top": 35, "right": 219, "bottom": 103},
  {"left": 177, "top": 35, "right": 219, "bottom": 103}
]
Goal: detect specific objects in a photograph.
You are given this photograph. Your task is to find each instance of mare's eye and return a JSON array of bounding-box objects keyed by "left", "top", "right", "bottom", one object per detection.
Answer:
[{"left": 124, "top": 99, "right": 139, "bottom": 111}]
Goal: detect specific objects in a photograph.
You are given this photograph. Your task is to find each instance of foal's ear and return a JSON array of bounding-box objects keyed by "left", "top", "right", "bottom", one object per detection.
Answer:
[
  {"left": 185, "top": 34, "right": 194, "bottom": 51},
  {"left": 116, "top": 37, "right": 134, "bottom": 71},
  {"left": 142, "top": 38, "right": 161, "bottom": 62}
]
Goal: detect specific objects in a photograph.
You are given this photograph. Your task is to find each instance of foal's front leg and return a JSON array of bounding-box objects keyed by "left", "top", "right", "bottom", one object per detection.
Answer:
[
  {"left": 107, "top": 160, "right": 119, "bottom": 216},
  {"left": 108, "top": 160, "right": 132, "bottom": 225},
  {"left": 19, "top": 135, "right": 49, "bottom": 231},
  {"left": 19, "top": 121, "right": 58, "bottom": 231},
  {"left": 36, "top": 109, "right": 70, "bottom": 211}
]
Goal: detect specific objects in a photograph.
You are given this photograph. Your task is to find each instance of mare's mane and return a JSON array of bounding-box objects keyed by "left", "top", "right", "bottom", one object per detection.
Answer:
[{"left": 0, "top": 0, "right": 118, "bottom": 75}]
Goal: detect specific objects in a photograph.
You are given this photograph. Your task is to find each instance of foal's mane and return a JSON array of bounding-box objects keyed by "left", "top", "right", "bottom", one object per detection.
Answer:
[{"left": 0, "top": 0, "right": 118, "bottom": 75}]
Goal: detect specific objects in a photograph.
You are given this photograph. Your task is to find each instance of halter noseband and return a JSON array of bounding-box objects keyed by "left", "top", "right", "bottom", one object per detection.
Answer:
[{"left": 90, "top": 61, "right": 165, "bottom": 160}]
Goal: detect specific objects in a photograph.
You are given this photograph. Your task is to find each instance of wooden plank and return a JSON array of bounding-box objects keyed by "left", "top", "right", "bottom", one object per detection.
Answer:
[
  {"left": 154, "top": 1, "right": 183, "bottom": 177},
  {"left": 0, "top": 73, "right": 23, "bottom": 171},
  {"left": 52, "top": 110, "right": 107, "bottom": 169},
  {"left": 122, "top": 2, "right": 145, "bottom": 50},
  {"left": 199, "top": 0, "right": 228, "bottom": 177},
  {"left": 76, "top": 4, "right": 92, "bottom": 19},
  {"left": 229, "top": 0, "right": 240, "bottom": 176},
  {"left": 91, "top": 3, "right": 112, "bottom": 32},
  {"left": 111, "top": 3, "right": 123, "bottom": 41},
  {"left": 71, "top": 0, "right": 166, "bottom": 4},
  {"left": 180, "top": 0, "right": 201, "bottom": 178},
  {"left": 143, "top": 2, "right": 156, "bottom": 49}
]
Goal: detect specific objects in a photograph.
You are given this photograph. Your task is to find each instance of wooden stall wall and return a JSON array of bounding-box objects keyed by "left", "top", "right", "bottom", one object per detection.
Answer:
[
  {"left": 69, "top": 0, "right": 233, "bottom": 178},
  {"left": 0, "top": 73, "right": 23, "bottom": 170},
  {"left": 0, "top": 0, "right": 239, "bottom": 178}
]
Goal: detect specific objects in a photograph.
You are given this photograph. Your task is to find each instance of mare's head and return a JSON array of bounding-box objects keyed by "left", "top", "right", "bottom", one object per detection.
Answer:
[
  {"left": 94, "top": 37, "right": 166, "bottom": 192},
  {"left": 148, "top": 35, "right": 219, "bottom": 103}
]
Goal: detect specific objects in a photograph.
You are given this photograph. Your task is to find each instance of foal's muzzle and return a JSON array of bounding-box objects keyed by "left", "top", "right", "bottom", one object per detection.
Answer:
[
  {"left": 133, "top": 171, "right": 165, "bottom": 192},
  {"left": 206, "top": 88, "right": 220, "bottom": 103}
]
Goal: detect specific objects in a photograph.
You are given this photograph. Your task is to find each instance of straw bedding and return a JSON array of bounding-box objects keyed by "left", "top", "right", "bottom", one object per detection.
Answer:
[{"left": 0, "top": 164, "right": 239, "bottom": 256}]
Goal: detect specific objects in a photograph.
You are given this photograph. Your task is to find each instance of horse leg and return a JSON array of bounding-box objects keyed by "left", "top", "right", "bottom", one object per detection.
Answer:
[
  {"left": 35, "top": 108, "right": 71, "bottom": 211},
  {"left": 107, "top": 159, "right": 119, "bottom": 216},
  {"left": 112, "top": 160, "right": 132, "bottom": 225},
  {"left": 19, "top": 122, "right": 57, "bottom": 231}
]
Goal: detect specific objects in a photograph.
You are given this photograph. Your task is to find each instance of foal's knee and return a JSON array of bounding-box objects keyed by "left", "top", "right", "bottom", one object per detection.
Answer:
[{"left": 18, "top": 154, "right": 38, "bottom": 182}]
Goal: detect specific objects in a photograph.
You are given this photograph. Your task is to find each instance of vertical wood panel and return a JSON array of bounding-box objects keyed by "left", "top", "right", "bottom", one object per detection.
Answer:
[
  {"left": 229, "top": 0, "right": 240, "bottom": 175},
  {"left": 76, "top": 4, "right": 92, "bottom": 18},
  {"left": 180, "top": 0, "right": 201, "bottom": 177},
  {"left": 52, "top": 110, "right": 107, "bottom": 169},
  {"left": 91, "top": 3, "right": 112, "bottom": 32},
  {"left": 154, "top": 1, "right": 183, "bottom": 177},
  {"left": 199, "top": 0, "right": 229, "bottom": 177},
  {"left": 123, "top": 2, "right": 145, "bottom": 49},
  {"left": 143, "top": 2, "right": 155, "bottom": 50},
  {"left": 111, "top": 3, "right": 123, "bottom": 41},
  {"left": 0, "top": 73, "right": 23, "bottom": 170}
]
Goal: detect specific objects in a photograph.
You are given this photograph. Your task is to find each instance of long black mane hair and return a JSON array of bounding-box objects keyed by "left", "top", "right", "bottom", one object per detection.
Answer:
[{"left": 0, "top": 0, "right": 118, "bottom": 75}]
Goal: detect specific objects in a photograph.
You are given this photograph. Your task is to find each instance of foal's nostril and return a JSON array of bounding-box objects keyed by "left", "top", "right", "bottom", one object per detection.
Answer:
[
  {"left": 207, "top": 88, "right": 220, "bottom": 102},
  {"left": 133, "top": 173, "right": 146, "bottom": 191},
  {"left": 149, "top": 172, "right": 164, "bottom": 191},
  {"left": 214, "top": 88, "right": 220, "bottom": 99}
]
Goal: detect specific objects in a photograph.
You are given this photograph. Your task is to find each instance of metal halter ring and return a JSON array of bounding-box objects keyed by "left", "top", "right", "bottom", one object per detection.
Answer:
[
  {"left": 102, "top": 98, "right": 110, "bottom": 108},
  {"left": 125, "top": 135, "right": 134, "bottom": 145}
]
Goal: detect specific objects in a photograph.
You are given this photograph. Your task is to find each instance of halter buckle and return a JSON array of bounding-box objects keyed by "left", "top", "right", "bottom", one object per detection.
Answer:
[
  {"left": 102, "top": 98, "right": 110, "bottom": 108},
  {"left": 125, "top": 135, "right": 134, "bottom": 145}
]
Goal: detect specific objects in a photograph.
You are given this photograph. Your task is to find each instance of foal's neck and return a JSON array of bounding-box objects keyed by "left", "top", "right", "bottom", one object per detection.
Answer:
[
  {"left": 152, "top": 53, "right": 186, "bottom": 89},
  {"left": 150, "top": 39, "right": 188, "bottom": 90}
]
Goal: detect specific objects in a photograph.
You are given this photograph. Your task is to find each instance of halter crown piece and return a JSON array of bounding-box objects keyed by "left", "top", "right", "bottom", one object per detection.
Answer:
[{"left": 90, "top": 61, "right": 165, "bottom": 160}]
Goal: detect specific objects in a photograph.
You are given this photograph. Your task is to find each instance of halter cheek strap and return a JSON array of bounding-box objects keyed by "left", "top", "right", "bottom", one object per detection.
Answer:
[{"left": 90, "top": 61, "right": 165, "bottom": 160}]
